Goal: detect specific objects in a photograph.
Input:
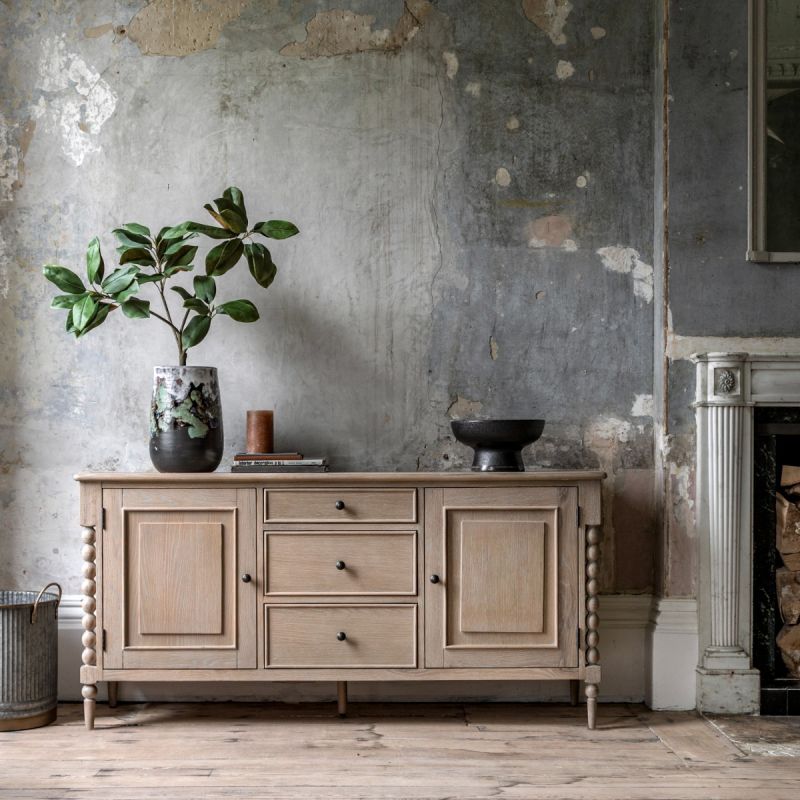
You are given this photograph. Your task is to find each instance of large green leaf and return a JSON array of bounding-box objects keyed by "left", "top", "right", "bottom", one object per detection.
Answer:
[
  {"left": 121, "top": 222, "right": 151, "bottom": 238},
  {"left": 185, "top": 221, "right": 236, "bottom": 240},
  {"left": 203, "top": 203, "right": 233, "bottom": 231},
  {"left": 218, "top": 208, "right": 247, "bottom": 234},
  {"left": 193, "top": 275, "right": 216, "bottom": 304},
  {"left": 165, "top": 244, "right": 197, "bottom": 269},
  {"left": 86, "top": 237, "right": 104, "bottom": 284},
  {"left": 77, "top": 302, "right": 111, "bottom": 337},
  {"left": 119, "top": 247, "right": 155, "bottom": 267},
  {"left": 244, "top": 242, "right": 277, "bottom": 289},
  {"left": 253, "top": 220, "right": 299, "bottom": 240},
  {"left": 101, "top": 266, "right": 139, "bottom": 294},
  {"left": 113, "top": 280, "right": 140, "bottom": 304},
  {"left": 164, "top": 237, "right": 194, "bottom": 256},
  {"left": 217, "top": 299, "right": 259, "bottom": 323},
  {"left": 183, "top": 298, "right": 209, "bottom": 315},
  {"left": 112, "top": 228, "right": 150, "bottom": 248},
  {"left": 136, "top": 273, "right": 164, "bottom": 284},
  {"left": 43, "top": 265, "right": 85, "bottom": 294},
  {"left": 160, "top": 222, "right": 193, "bottom": 241},
  {"left": 182, "top": 315, "right": 211, "bottom": 349},
  {"left": 51, "top": 293, "right": 86, "bottom": 309},
  {"left": 65, "top": 307, "right": 76, "bottom": 335},
  {"left": 222, "top": 187, "right": 247, "bottom": 227},
  {"left": 121, "top": 298, "right": 150, "bottom": 318},
  {"left": 205, "top": 238, "right": 244, "bottom": 277},
  {"left": 72, "top": 294, "right": 97, "bottom": 332},
  {"left": 170, "top": 285, "right": 193, "bottom": 301}
]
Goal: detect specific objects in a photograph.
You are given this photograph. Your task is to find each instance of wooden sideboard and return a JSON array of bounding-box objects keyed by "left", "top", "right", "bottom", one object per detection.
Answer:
[{"left": 76, "top": 471, "right": 603, "bottom": 729}]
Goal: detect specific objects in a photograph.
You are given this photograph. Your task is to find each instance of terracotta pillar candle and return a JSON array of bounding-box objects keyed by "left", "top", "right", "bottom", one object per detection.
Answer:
[{"left": 246, "top": 410, "right": 274, "bottom": 454}]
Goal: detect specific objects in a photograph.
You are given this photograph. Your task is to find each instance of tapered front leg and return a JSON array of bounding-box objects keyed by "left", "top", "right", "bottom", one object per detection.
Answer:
[{"left": 108, "top": 681, "right": 118, "bottom": 708}]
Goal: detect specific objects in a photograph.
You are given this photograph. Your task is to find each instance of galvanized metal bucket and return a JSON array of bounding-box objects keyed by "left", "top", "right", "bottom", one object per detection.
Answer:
[{"left": 0, "top": 583, "right": 62, "bottom": 731}]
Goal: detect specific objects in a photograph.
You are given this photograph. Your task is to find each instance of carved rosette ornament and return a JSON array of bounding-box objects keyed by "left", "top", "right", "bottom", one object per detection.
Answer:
[{"left": 715, "top": 368, "right": 737, "bottom": 394}]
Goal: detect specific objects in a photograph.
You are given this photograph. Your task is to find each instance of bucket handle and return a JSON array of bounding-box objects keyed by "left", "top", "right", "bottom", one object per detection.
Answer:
[{"left": 31, "top": 582, "right": 62, "bottom": 624}]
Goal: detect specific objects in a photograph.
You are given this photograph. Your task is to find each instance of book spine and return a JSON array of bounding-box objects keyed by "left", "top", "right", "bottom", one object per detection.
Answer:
[
  {"left": 234, "top": 459, "right": 326, "bottom": 466},
  {"left": 230, "top": 465, "right": 330, "bottom": 473}
]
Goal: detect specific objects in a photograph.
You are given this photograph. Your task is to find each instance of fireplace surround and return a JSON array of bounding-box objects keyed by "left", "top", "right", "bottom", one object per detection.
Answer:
[{"left": 693, "top": 353, "right": 800, "bottom": 713}]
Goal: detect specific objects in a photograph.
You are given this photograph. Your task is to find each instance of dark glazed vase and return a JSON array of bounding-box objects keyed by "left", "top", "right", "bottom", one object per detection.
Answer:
[{"left": 149, "top": 366, "right": 223, "bottom": 472}]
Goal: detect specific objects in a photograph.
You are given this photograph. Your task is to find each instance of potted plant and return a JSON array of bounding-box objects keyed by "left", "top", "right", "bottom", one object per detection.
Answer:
[{"left": 42, "top": 187, "right": 298, "bottom": 472}]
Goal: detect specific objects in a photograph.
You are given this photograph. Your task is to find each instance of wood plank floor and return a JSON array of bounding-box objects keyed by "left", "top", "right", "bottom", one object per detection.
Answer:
[{"left": 0, "top": 702, "right": 798, "bottom": 799}]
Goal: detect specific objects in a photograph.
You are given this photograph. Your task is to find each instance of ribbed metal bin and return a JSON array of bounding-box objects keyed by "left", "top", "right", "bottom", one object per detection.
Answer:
[{"left": 0, "top": 583, "right": 61, "bottom": 731}]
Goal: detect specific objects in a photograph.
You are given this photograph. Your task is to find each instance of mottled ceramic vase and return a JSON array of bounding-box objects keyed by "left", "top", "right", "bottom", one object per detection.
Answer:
[{"left": 149, "top": 366, "right": 223, "bottom": 472}]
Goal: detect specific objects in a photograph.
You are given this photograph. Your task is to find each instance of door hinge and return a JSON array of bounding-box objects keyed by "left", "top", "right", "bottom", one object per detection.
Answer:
[
  {"left": 102, "top": 629, "right": 107, "bottom": 652},
  {"left": 577, "top": 626, "right": 582, "bottom": 652},
  {"left": 577, "top": 505, "right": 581, "bottom": 528},
  {"left": 101, "top": 507, "right": 106, "bottom": 531}
]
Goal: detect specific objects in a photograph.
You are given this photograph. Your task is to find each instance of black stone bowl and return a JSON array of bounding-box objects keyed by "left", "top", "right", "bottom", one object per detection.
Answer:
[{"left": 451, "top": 419, "right": 545, "bottom": 472}]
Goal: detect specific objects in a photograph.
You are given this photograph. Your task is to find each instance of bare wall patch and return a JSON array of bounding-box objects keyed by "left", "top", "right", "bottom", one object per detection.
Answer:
[
  {"left": 281, "top": 1, "right": 433, "bottom": 59},
  {"left": 522, "top": 0, "right": 572, "bottom": 46},
  {"left": 127, "top": 0, "right": 250, "bottom": 57}
]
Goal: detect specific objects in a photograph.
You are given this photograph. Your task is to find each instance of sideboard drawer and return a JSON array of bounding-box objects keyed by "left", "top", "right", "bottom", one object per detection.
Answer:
[
  {"left": 264, "top": 489, "right": 417, "bottom": 523},
  {"left": 265, "top": 604, "right": 417, "bottom": 668},
  {"left": 265, "top": 531, "right": 417, "bottom": 595}
]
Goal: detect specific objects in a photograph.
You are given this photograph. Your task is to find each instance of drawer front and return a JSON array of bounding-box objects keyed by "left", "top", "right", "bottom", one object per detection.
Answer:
[
  {"left": 265, "top": 531, "right": 417, "bottom": 595},
  {"left": 265, "top": 605, "right": 417, "bottom": 668},
  {"left": 264, "top": 489, "right": 417, "bottom": 523}
]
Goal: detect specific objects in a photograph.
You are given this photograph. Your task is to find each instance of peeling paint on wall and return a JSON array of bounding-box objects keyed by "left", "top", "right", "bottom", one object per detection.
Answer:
[
  {"left": 34, "top": 36, "right": 116, "bottom": 166},
  {"left": 596, "top": 245, "right": 654, "bottom": 303},
  {"left": 281, "top": 2, "right": 432, "bottom": 59},
  {"left": 591, "top": 26, "right": 607, "bottom": 40},
  {"left": 127, "top": 0, "right": 250, "bottom": 57},
  {"left": 526, "top": 214, "right": 573, "bottom": 248},
  {"left": 494, "top": 167, "right": 511, "bottom": 187},
  {"left": 489, "top": 336, "right": 499, "bottom": 360},
  {"left": 447, "top": 395, "right": 483, "bottom": 419},
  {"left": 506, "top": 115, "right": 520, "bottom": 131},
  {"left": 0, "top": 114, "right": 22, "bottom": 201},
  {"left": 465, "top": 81, "right": 481, "bottom": 97},
  {"left": 522, "top": 0, "right": 572, "bottom": 46},
  {"left": 0, "top": 229, "right": 10, "bottom": 300},
  {"left": 83, "top": 22, "right": 114, "bottom": 38},
  {"left": 555, "top": 59, "right": 575, "bottom": 80},
  {"left": 576, "top": 170, "right": 589, "bottom": 188},
  {"left": 631, "top": 393, "right": 654, "bottom": 418},
  {"left": 442, "top": 50, "right": 459, "bottom": 79}
]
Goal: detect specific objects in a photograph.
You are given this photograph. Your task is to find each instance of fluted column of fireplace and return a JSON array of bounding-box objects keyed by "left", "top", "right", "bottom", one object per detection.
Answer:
[{"left": 694, "top": 354, "right": 759, "bottom": 713}]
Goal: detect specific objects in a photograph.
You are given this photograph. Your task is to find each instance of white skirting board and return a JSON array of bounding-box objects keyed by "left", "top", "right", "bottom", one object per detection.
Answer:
[
  {"left": 645, "top": 597, "right": 699, "bottom": 710},
  {"left": 58, "top": 594, "right": 694, "bottom": 706}
]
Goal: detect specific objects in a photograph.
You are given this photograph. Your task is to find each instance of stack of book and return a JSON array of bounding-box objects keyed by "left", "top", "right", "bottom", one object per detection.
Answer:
[{"left": 230, "top": 452, "right": 329, "bottom": 473}]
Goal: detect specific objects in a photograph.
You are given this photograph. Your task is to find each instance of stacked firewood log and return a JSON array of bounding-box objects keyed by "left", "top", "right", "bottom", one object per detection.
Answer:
[{"left": 776, "top": 466, "right": 800, "bottom": 675}]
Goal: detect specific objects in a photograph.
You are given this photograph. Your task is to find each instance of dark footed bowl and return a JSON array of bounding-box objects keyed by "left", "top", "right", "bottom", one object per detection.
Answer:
[{"left": 451, "top": 419, "right": 545, "bottom": 472}]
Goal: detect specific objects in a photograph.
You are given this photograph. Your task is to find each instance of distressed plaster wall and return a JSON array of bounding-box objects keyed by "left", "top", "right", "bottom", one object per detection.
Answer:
[
  {"left": 0, "top": 1, "right": 657, "bottom": 597},
  {"left": 661, "top": 0, "right": 800, "bottom": 597}
]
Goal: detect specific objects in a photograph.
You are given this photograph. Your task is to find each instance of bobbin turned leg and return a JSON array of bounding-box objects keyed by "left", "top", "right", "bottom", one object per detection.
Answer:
[
  {"left": 108, "top": 681, "right": 118, "bottom": 708},
  {"left": 81, "top": 524, "right": 98, "bottom": 731},
  {"left": 585, "top": 524, "right": 601, "bottom": 730}
]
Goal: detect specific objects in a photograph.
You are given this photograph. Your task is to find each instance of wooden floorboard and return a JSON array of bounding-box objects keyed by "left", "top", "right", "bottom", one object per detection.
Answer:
[{"left": 0, "top": 702, "right": 797, "bottom": 800}]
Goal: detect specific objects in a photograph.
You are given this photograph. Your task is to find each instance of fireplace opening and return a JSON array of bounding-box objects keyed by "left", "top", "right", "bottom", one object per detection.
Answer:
[{"left": 753, "top": 407, "right": 800, "bottom": 715}]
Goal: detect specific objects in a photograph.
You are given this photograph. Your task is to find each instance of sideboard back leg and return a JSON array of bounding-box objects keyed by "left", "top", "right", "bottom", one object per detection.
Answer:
[
  {"left": 108, "top": 681, "right": 118, "bottom": 708},
  {"left": 337, "top": 681, "right": 348, "bottom": 717},
  {"left": 585, "top": 684, "right": 598, "bottom": 730},
  {"left": 569, "top": 679, "right": 580, "bottom": 706}
]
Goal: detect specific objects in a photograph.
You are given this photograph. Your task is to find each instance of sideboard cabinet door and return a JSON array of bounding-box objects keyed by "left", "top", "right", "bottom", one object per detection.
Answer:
[
  {"left": 102, "top": 488, "right": 257, "bottom": 670},
  {"left": 424, "top": 486, "right": 579, "bottom": 668}
]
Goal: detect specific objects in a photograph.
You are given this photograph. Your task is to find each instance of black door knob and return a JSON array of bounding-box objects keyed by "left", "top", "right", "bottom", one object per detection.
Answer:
[
  {"left": 336, "top": 631, "right": 347, "bottom": 641},
  {"left": 241, "top": 574, "right": 252, "bottom": 583},
  {"left": 335, "top": 560, "right": 346, "bottom": 570},
  {"left": 429, "top": 574, "right": 440, "bottom": 584},
  {"left": 335, "top": 500, "right": 346, "bottom": 510}
]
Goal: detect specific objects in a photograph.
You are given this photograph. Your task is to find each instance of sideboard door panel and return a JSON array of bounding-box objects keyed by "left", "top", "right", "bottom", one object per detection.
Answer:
[
  {"left": 102, "top": 488, "right": 257, "bottom": 669},
  {"left": 424, "top": 487, "right": 579, "bottom": 668}
]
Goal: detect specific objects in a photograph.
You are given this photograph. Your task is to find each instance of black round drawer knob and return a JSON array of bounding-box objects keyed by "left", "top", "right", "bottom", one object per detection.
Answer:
[
  {"left": 335, "top": 560, "right": 346, "bottom": 570},
  {"left": 241, "top": 574, "right": 252, "bottom": 583},
  {"left": 336, "top": 631, "right": 347, "bottom": 641},
  {"left": 335, "top": 500, "right": 346, "bottom": 510},
  {"left": 429, "top": 574, "right": 440, "bottom": 584}
]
